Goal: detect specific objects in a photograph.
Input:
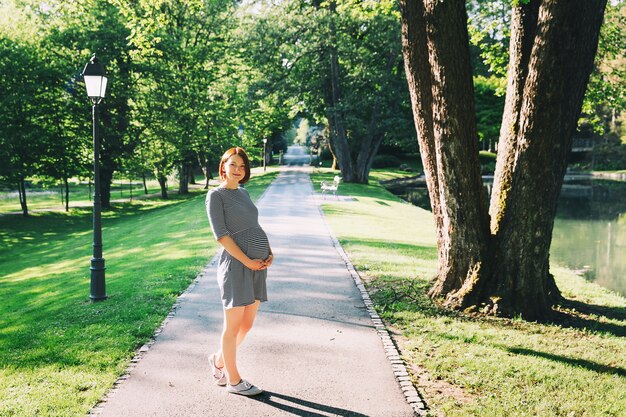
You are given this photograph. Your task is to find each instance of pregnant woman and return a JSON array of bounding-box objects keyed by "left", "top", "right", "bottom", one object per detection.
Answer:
[{"left": 205, "top": 147, "right": 274, "bottom": 396}]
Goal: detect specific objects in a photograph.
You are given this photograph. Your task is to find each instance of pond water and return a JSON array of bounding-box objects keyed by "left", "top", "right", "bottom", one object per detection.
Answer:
[{"left": 390, "top": 178, "right": 626, "bottom": 297}]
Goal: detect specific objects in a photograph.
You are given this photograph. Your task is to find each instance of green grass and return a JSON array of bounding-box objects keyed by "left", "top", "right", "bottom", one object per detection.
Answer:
[
  {"left": 0, "top": 178, "right": 170, "bottom": 214},
  {"left": 312, "top": 168, "right": 626, "bottom": 417},
  {"left": 0, "top": 169, "right": 278, "bottom": 417}
]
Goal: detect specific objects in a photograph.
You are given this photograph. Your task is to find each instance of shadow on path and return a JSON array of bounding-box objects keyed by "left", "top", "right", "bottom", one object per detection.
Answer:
[{"left": 251, "top": 391, "right": 369, "bottom": 417}]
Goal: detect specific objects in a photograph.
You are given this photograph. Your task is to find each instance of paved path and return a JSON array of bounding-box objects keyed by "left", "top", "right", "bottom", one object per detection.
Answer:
[{"left": 92, "top": 167, "right": 415, "bottom": 417}]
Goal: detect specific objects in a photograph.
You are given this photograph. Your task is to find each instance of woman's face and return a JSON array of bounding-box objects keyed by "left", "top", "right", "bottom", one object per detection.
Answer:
[{"left": 222, "top": 154, "right": 246, "bottom": 184}]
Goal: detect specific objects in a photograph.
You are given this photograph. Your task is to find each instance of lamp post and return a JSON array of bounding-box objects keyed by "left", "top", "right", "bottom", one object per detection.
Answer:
[
  {"left": 262, "top": 138, "right": 268, "bottom": 172},
  {"left": 238, "top": 123, "right": 244, "bottom": 146},
  {"left": 82, "top": 54, "right": 108, "bottom": 301}
]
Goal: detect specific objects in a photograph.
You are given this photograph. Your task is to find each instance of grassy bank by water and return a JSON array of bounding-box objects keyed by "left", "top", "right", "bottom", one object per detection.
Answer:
[
  {"left": 0, "top": 169, "right": 278, "bottom": 417},
  {"left": 312, "top": 168, "right": 626, "bottom": 417}
]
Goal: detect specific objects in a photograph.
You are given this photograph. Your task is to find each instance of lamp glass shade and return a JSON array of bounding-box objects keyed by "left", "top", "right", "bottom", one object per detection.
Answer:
[{"left": 84, "top": 75, "right": 108, "bottom": 99}]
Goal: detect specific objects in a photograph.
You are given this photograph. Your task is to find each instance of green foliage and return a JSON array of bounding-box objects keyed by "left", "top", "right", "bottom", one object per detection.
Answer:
[
  {"left": 473, "top": 76, "right": 505, "bottom": 149},
  {"left": 467, "top": 0, "right": 511, "bottom": 83},
  {"left": 0, "top": 36, "right": 47, "bottom": 186},
  {"left": 581, "top": 1, "right": 626, "bottom": 136},
  {"left": 244, "top": 0, "right": 415, "bottom": 180}
]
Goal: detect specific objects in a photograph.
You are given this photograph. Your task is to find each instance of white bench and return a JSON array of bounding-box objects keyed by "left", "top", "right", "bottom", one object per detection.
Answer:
[{"left": 320, "top": 175, "right": 341, "bottom": 198}]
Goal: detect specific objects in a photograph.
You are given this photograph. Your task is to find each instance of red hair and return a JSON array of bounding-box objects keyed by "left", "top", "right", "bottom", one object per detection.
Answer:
[{"left": 218, "top": 147, "right": 251, "bottom": 184}]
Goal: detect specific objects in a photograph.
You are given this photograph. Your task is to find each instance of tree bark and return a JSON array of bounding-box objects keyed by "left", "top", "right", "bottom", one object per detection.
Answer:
[
  {"left": 400, "top": 0, "right": 490, "bottom": 302},
  {"left": 142, "top": 172, "right": 148, "bottom": 194},
  {"left": 197, "top": 150, "right": 211, "bottom": 189},
  {"left": 400, "top": 0, "right": 608, "bottom": 320},
  {"left": 64, "top": 177, "right": 70, "bottom": 212},
  {"left": 353, "top": 132, "right": 384, "bottom": 184},
  {"left": 485, "top": 0, "right": 608, "bottom": 318},
  {"left": 18, "top": 177, "right": 28, "bottom": 217},
  {"left": 178, "top": 162, "right": 190, "bottom": 194},
  {"left": 490, "top": 0, "right": 540, "bottom": 234},
  {"left": 157, "top": 175, "right": 168, "bottom": 199},
  {"left": 326, "top": 122, "right": 340, "bottom": 171}
]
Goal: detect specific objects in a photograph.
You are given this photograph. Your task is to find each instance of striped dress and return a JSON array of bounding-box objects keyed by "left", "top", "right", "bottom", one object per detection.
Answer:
[{"left": 206, "top": 186, "right": 269, "bottom": 308}]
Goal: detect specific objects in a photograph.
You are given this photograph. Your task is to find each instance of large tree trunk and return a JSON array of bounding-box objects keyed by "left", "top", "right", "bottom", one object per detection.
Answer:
[
  {"left": 400, "top": 0, "right": 490, "bottom": 302},
  {"left": 400, "top": 0, "right": 607, "bottom": 320},
  {"left": 484, "top": 0, "right": 608, "bottom": 318},
  {"left": 353, "top": 100, "right": 384, "bottom": 184},
  {"left": 354, "top": 132, "right": 384, "bottom": 184},
  {"left": 400, "top": 0, "right": 444, "bottom": 257},
  {"left": 326, "top": 122, "right": 340, "bottom": 171},
  {"left": 489, "top": 1, "right": 540, "bottom": 233}
]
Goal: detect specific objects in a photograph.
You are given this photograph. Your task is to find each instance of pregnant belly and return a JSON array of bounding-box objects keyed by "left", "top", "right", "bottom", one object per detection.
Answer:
[{"left": 244, "top": 227, "right": 270, "bottom": 259}]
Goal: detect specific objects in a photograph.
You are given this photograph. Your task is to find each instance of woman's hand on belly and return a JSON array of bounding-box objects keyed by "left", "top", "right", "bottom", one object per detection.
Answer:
[{"left": 245, "top": 258, "right": 267, "bottom": 271}]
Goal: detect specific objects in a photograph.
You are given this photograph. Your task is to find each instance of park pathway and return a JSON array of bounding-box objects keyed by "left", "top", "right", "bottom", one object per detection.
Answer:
[{"left": 91, "top": 166, "right": 416, "bottom": 417}]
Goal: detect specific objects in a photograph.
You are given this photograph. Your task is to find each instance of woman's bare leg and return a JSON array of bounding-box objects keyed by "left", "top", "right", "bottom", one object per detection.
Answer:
[{"left": 216, "top": 301, "right": 261, "bottom": 385}]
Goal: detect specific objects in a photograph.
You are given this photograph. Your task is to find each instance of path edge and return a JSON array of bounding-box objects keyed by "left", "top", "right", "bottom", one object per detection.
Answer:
[{"left": 312, "top": 180, "right": 429, "bottom": 417}]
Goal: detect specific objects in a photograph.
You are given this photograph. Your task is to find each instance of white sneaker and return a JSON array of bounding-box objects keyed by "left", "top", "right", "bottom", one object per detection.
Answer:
[
  {"left": 226, "top": 379, "right": 263, "bottom": 396},
  {"left": 208, "top": 354, "right": 226, "bottom": 386}
]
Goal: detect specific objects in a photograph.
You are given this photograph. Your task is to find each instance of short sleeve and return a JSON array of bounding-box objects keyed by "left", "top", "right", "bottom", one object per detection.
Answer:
[{"left": 206, "top": 190, "right": 230, "bottom": 240}]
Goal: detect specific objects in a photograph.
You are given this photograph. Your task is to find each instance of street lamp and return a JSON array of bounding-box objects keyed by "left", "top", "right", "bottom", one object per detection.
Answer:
[
  {"left": 263, "top": 138, "right": 268, "bottom": 172},
  {"left": 238, "top": 123, "right": 244, "bottom": 145},
  {"left": 82, "top": 54, "right": 108, "bottom": 301}
]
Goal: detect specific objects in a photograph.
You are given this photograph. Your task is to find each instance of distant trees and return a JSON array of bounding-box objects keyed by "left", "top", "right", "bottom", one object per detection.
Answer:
[
  {"left": 243, "top": 0, "right": 416, "bottom": 183},
  {"left": 0, "top": 0, "right": 295, "bottom": 214},
  {"left": 0, "top": 38, "right": 47, "bottom": 216},
  {"left": 0, "top": 0, "right": 623, "bottom": 218}
]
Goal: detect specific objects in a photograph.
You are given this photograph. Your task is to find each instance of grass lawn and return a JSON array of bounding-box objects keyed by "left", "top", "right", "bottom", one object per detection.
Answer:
[
  {"left": 0, "top": 178, "right": 169, "bottom": 214},
  {"left": 0, "top": 169, "right": 278, "bottom": 417},
  {"left": 312, "top": 168, "right": 626, "bottom": 417}
]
